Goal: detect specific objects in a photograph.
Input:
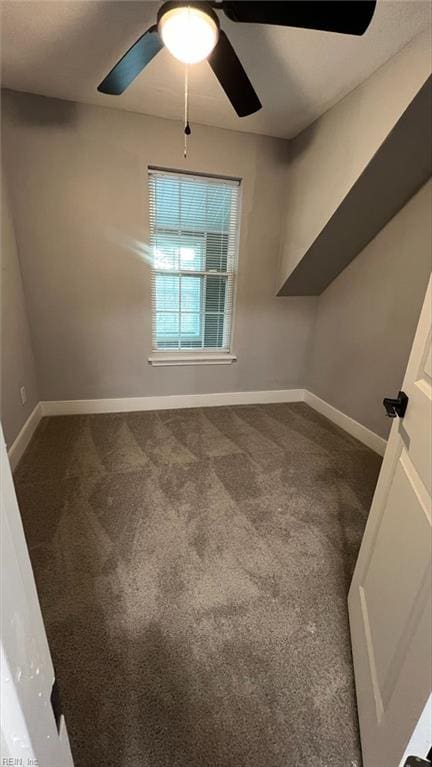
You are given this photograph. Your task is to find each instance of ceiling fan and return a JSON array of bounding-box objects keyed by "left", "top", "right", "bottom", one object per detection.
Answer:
[{"left": 98, "top": 1, "right": 377, "bottom": 118}]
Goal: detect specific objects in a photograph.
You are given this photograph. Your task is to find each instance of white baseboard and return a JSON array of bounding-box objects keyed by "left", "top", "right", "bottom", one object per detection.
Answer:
[
  {"left": 7, "top": 403, "right": 43, "bottom": 471},
  {"left": 41, "top": 388, "right": 304, "bottom": 416},
  {"left": 304, "top": 390, "right": 387, "bottom": 456},
  {"left": 7, "top": 389, "right": 386, "bottom": 468}
]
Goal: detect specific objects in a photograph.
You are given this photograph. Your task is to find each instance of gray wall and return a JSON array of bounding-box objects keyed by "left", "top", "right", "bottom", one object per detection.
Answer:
[
  {"left": 307, "top": 181, "right": 431, "bottom": 439},
  {"left": 1, "top": 170, "right": 40, "bottom": 446},
  {"left": 2, "top": 91, "right": 316, "bottom": 402},
  {"left": 2, "top": 90, "right": 430, "bottom": 444},
  {"left": 278, "top": 28, "right": 431, "bottom": 292}
]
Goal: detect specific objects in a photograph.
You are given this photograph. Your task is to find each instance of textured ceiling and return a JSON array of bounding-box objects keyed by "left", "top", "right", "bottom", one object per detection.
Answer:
[{"left": 1, "top": 0, "right": 431, "bottom": 138}]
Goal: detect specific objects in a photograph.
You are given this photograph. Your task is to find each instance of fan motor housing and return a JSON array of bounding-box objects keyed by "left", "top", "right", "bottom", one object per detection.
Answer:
[{"left": 157, "top": 1, "right": 220, "bottom": 30}]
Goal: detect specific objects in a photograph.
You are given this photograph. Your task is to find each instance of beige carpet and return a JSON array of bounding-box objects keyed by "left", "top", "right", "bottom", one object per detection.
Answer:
[{"left": 14, "top": 402, "right": 381, "bottom": 767}]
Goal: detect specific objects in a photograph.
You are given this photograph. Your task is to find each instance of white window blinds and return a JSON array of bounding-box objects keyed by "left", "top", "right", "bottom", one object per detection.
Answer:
[{"left": 148, "top": 168, "right": 241, "bottom": 352}]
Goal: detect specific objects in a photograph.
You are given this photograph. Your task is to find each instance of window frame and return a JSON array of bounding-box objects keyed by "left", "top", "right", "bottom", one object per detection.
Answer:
[{"left": 147, "top": 167, "right": 241, "bottom": 366}]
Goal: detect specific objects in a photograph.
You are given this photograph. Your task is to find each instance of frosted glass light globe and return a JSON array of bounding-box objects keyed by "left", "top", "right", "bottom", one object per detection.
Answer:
[{"left": 159, "top": 6, "right": 219, "bottom": 65}]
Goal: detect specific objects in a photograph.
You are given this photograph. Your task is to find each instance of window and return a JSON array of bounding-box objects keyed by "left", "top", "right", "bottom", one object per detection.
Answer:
[{"left": 148, "top": 168, "right": 240, "bottom": 363}]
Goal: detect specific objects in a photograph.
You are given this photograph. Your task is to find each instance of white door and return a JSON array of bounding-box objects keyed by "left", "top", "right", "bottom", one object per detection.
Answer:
[
  {"left": 0, "top": 425, "right": 75, "bottom": 766},
  {"left": 349, "top": 276, "right": 432, "bottom": 767}
]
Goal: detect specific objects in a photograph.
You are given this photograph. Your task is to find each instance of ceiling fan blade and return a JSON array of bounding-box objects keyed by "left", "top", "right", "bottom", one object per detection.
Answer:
[
  {"left": 98, "top": 25, "right": 163, "bottom": 95},
  {"left": 221, "top": 1, "right": 377, "bottom": 36},
  {"left": 208, "top": 31, "right": 262, "bottom": 117}
]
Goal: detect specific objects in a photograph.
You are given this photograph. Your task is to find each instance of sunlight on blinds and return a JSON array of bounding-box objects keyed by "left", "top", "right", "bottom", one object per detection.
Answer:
[{"left": 148, "top": 169, "right": 241, "bottom": 352}]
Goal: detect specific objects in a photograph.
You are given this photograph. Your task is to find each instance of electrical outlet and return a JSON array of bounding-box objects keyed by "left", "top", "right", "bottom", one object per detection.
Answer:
[{"left": 20, "top": 386, "right": 27, "bottom": 405}]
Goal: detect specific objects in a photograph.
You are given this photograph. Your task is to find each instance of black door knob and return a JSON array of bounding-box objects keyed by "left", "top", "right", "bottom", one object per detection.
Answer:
[{"left": 383, "top": 390, "right": 408, "bottom": 418}]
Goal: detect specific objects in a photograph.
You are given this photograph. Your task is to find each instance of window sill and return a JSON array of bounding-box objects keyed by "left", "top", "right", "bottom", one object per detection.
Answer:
[{"left": 148, "top": 353, "right": 237, "bottom": 367}]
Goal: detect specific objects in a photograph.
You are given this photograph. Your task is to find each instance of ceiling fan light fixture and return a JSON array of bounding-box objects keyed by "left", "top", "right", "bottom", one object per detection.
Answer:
[{"left": 158, "top": 5, "right": 219, "bottom": 65}]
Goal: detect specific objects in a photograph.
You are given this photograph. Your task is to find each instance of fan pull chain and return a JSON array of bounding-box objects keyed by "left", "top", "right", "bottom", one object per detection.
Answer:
[{"left": 184, "top": 63, "right": 191, "bottom": 158}]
